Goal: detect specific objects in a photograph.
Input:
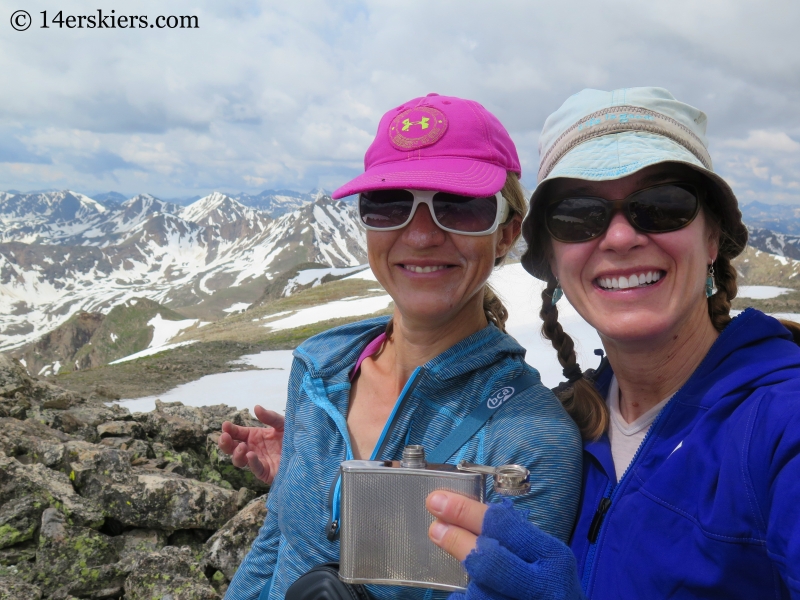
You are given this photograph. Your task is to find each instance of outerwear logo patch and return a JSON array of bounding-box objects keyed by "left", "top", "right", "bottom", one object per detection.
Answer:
[
  {"left": 389, "top": 106, "right": 448, "bottom": 150},
  {"left": 487, "top": 386, "right": 515, "bottom": 409}
]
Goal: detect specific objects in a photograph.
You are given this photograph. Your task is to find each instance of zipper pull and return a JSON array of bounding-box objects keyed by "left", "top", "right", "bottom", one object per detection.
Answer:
[
  {"left": 326, "top": 519, "right": 339, "bottom": 541},
  {"left": 587, "top": 497, "right": 611, "bottom": 543}
]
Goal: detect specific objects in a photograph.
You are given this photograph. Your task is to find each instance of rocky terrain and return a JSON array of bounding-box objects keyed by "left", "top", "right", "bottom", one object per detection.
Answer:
[{"left": 0, "top": 353, "right": 270, "bottom": 599}]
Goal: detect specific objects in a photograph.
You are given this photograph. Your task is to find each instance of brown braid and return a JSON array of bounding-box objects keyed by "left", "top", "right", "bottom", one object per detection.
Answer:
[
  {"left": 484, "top": 286, "right": 509, "bottom": 333},
  {"left": 707, "top": 255, "right": 737, "bottom": 332},
  {"left": 540, "top": 277, "right": 608, "bottom": 440}
]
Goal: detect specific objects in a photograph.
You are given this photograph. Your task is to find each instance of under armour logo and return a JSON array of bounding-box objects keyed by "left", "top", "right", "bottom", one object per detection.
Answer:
[{"left": 402, "top": 117, "right": 430, "bottom": 132}]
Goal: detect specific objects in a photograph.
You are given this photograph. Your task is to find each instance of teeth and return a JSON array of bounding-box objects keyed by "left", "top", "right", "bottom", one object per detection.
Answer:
[
  {"left": 597, "top": 271, "right": 663, "bottom": 290},
  {"left": 405, "top": 265, "right": 448, "bottom": 273}
]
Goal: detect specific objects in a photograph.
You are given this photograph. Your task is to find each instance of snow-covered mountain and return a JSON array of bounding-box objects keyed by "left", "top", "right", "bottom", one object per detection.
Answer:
[
  {"left": 230, "top": 189, "right": 330, "bottom": 216},
  {"left": 747, "top": 226, "right": 800, "bottom": 261},
  {"left": 0, "top": 190, "right": 366, "bottom": 351}
]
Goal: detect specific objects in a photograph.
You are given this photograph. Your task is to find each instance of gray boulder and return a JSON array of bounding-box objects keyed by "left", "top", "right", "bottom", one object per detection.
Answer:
[
  {"left": 203, "top": 495, "right": 267, "bottom": 581},
  {"left": 124, "top": 546, "right": 219, "bottom": 600},
  {"left": 33, "top": 508, "right": 125, "bottom": 599},
  {"left": 0, "top": 455, "right": 104, "bottom": 528},
  {"left": 0, "top": 575, "right": 42, "bottom": 600},
  {"left": 0, "top": 497, "right": 45, "bottom": 549}
]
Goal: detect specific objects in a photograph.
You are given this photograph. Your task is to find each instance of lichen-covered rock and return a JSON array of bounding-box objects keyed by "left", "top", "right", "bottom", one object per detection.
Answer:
[
  {"left": 97, "top": 420, "right": 143, "bottom": 439},
  {"left": 124, "top": 546, "right": 219, "bottom": 600},
  {"left": 34, "top": 508, "right": 124, "bottom": 598},
  {"left": 0, "top": 356, "right": 32, "bottom": 399},
  {"left": 140, "top": 409, "right": 205, "bottom": 450},
  {"left": 203, "top": 495, "right": 267, "bottom": 580},
  {"left": 98, "top": 436, "right": 149, "bottom": 459},
  {"left": 29, "top": 403, "right": 129, "bottom": 443},
  {"left": 0, "top": 417, "right": 71, "bottom": 469},
  {"left": 0, "top": 497, "right": 45, "bottom": 549},
  {"left": 0, "top": 455, "right": 104, "bottom": 528},
  {"left": 106, "top": 469, "right": 239, "bottom": 530},
  {"left": 0, "top": 574, "right": 42, "bottom": 600},
  {"left": 0, "top": 540, "right": 36, "bottom": 566},
  {"left": 113, "top": 528, "right": 167, "bottom": 561}
]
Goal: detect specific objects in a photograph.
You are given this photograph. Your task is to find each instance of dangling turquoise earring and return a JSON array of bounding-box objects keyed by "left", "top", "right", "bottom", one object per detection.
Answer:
[
  {"left": 706, "top": 264, "right": 715, "bottom": 298},
  {"left": 551, "top": 282, "right": 564, "bottom": 306}
]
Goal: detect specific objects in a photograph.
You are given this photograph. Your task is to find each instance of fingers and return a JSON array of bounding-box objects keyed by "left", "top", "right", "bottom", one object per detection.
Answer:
[
  {"left": 426, "top": 490, "right": 488, "bottom": 536},
  {"left": 217, "top": 431, "right": 238, "bottom": 456},
  {"left": 230, "top": 439, "right": 251, "bottom": 468},
  {"left": 254, "top": 406, "right": 285, "bottom": 431},
  {"left": 246, "top": 451, "right": 273, "bottom": 484},
  {"left": 428, "top": 519, "right": 478, "bottom": 562},
  {"left": 221, "top": 421, "right": 249, "bottom": 443}
]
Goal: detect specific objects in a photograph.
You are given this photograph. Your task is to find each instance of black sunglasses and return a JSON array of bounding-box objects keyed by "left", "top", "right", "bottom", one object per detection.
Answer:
[{"left": 545, "top": 183, "right": 701, "bottom": 243}]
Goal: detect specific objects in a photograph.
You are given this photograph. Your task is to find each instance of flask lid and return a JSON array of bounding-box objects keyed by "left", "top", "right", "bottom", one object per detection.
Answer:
[{"left": 400, "top": 445, "right": 427, "bottom": 468}]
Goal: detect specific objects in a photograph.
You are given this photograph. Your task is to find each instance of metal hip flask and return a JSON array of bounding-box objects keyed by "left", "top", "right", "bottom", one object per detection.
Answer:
[{"left": 338, "top": 445, "right": 530, "bottom": 592}]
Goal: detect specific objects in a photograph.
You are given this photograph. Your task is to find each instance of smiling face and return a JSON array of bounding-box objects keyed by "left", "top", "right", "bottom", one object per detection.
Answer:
[
  {"left": 367, "top": 193, "right": 520, "bottom": 330},
  {"left": 547, "top": 164, "right": 719, "bottom": 346}
]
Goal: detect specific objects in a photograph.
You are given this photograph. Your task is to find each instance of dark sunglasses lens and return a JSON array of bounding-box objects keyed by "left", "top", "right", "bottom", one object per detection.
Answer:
[
  {"left": 359, "top": 190, "right": 415, "bottom": 228},
  {"left": 432, "top": 192, "right": 498, "bottom": 233},
  {"left": 628, "top": 185, "right": 699, "bottom": 232},
  {"left": 546, "top": 197, "right": 610, "bottom": 242}
]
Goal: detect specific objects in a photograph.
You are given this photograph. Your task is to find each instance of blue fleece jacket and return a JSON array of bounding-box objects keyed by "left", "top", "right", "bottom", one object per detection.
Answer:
[
  {"left": 460, "top": 309, "right": 800, "bottom": 599},
  {"left": 224, "top": 316, "right": 583, "bottom": 600}
]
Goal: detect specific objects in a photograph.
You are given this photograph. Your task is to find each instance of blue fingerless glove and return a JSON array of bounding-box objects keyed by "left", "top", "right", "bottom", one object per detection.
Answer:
[{"left": 450, "top": 500, "right": 585, "bottom": 600}]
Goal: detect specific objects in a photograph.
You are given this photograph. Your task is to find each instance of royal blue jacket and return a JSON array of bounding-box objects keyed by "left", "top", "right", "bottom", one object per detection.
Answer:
[
  {"left": 225, "top": 316, "right": 583, "bottom": 600},
  {"left": 572, "top": 309, "right": 800, "bottom": 598}
]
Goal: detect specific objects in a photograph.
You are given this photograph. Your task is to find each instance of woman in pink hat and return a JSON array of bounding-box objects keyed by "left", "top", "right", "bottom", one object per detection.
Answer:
[{"left": 222, "top": 94, "right": 583, "bottom": 600}]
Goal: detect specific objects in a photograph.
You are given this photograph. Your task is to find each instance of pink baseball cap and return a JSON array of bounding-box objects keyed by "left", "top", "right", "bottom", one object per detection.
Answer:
[{"left": 332, "top": 93, "right": 521, "bottom": 199}]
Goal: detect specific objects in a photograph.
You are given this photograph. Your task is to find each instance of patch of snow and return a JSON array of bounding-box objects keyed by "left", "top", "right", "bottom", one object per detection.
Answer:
[
  {"left": 737, "top": 286, "right": 795, "bottom": 299},
  {"left": 114, "top": 350, "right": 294, "bottom": 415},
  {"left": 223, "top": 302, "right": 251, "bottom": 313},
  {"left": 256, "top": 310, "right": 293, "bottom": 322},
  {"left": 344, "top": 267, "right": 378, "bottom": 282},
  {"left": 263, "top": 295, "right": 393, "bottom": 332},
  {"left": 109, "top": 340, "right": 197, "bottom": 364},
  {"left": 283, "top": 265, "right": 369, "bottom": 296},
  {"left": 148, "top": 314, "right": 200, "bottom": 348}
]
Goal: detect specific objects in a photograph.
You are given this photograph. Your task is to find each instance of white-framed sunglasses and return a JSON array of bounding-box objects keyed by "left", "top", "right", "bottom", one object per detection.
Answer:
[{"left": 357, "top": 189, "right": 509, "bottom": 236}]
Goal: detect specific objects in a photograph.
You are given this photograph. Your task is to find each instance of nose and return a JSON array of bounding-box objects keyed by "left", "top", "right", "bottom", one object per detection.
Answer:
[
  {"left": 597, "top": 211, "right": 648, "bottom": 254},
  {"left": 401, "top": 202, "right": 447, "bottom": 247}
]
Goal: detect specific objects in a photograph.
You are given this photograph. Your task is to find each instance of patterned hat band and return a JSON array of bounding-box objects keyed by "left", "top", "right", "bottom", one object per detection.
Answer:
[{"left": 537, "top": 105, "right": 713, "bottom": 183}]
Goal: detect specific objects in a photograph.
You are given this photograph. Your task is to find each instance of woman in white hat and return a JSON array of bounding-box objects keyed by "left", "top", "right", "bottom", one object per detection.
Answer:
[{"left": 426, "top": 87, "right": 800, "bottom": 600}]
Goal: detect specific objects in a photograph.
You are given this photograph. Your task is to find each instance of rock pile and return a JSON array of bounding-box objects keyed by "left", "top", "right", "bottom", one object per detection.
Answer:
[{"left": 0, "top": 354, "right": 270, "bottom": 599}]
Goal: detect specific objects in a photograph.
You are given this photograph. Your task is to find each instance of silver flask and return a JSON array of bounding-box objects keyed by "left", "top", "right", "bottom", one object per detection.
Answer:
[{"left": 338, "top": 445, "right": 530, "bottom": 592}]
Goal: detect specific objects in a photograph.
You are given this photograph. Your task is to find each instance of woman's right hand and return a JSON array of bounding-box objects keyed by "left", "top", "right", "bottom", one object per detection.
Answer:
[
  {"left": 426, "top": 491, "right": 585, "bottom": 600},
  {"left": 218, "top": 405, "right": 285, "bottom": 484}
]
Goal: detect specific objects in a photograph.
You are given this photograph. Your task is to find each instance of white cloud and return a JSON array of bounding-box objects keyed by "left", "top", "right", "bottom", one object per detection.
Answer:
[
  {"left": 723, "top": 130, "right": 800, "bottom": 153},
  {"left": 0, "top": 0, "right": 798, "bottom": 202}
]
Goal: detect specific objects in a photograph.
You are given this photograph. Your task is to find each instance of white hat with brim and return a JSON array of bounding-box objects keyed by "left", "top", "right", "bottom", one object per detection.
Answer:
[{"left": 522, "top": 87, "right": 748, "bottom": 281}]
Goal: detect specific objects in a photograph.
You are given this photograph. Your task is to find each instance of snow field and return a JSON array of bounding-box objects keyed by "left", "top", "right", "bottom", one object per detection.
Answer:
[{"left": 114, "top": 263, "right": 800, "bottom": 415}]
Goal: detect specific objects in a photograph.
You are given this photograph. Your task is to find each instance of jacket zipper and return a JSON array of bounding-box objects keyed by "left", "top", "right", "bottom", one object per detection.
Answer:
[
  {"left": 579, "top": 322, "right": 735, "bottom": 595},
  {"left": 326, "top": 366, "right": 424, "bottom": 540}
]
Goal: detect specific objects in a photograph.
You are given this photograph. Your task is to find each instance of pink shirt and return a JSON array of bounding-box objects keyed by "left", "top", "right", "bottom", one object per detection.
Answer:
[{"left": 349, "top": 332, "right": 387, "bottom": 381}]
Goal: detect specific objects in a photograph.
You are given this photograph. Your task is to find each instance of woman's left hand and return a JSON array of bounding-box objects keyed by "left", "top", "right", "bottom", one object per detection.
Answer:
[
  {"left": 426, "top": 490, "right": 487, "bottom": 560},
  {"left": 427, "top": 490, "right": 585, "bottom": 600}
]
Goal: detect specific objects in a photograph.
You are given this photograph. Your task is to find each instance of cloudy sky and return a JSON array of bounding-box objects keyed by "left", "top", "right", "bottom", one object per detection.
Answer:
[{"left": 1, "top": 0, "right": 798, "bottom": 203}]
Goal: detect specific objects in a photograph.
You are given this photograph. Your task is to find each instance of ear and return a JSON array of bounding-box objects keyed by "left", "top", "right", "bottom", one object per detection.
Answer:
[
  {"left": 705, "top": 219, "right": 720, "bottom": 264},
  {"left": 495, "top": 214, "right": 522, "bottom": 260}
]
